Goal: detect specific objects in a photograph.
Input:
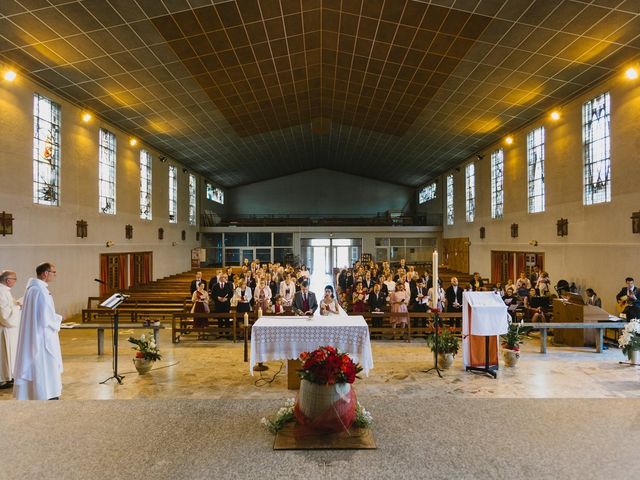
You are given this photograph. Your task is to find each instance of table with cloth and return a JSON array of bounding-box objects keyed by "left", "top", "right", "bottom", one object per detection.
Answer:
[{"left": 249, "top": 315, "right": 374, "bottom": 388}]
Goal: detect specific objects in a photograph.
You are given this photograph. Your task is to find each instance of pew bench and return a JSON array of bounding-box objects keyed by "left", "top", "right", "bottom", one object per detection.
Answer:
[
  {"left": 172, "top": 312, "right": 243, "bottom": 343},
  {"left": 521, "top": 322, "right": 627, "bottom": 353},
  {"left": 60, "top": 323, "right": 164, "bottom": 355}
]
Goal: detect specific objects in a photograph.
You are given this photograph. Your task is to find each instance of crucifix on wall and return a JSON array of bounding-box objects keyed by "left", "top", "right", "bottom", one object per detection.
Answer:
[
  {"left": 76, "top": 220, "right": 87, "bottom": 238},
  {"left": 1, "top": 211, "right": 14, "bottom": 236},
  {"left": 632, "top": 212, "right": 640, "bottom": 234},
  {"left": 557, "top": 218, "right": 568, "bottom": 237}
]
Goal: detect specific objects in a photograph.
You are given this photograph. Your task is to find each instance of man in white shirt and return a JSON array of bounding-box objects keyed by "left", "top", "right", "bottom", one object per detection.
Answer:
[
  {"left": 0, "top": 270, "right": 21, "bottom": 389},
  {"left": 13, "top": 263, "right": 63, "bottom": 400}
]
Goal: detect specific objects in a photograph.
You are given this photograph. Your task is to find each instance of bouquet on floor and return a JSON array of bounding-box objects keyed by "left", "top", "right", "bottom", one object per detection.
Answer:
[
  {"left": 128, "top": 332, "right": 162, "bottom": 361},
  {"left": 298, "top": 345, "right": 362, "bottom": 385}
]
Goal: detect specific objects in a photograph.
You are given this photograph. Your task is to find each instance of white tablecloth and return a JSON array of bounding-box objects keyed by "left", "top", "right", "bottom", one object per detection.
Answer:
[{"left": 249, "top": 315, "right": 374, "bottom": 375}]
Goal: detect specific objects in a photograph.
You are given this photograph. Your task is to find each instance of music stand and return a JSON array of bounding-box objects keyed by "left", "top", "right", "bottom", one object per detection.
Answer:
[{"left": 99, "top": 293, "right": 129, "bottom": 385}]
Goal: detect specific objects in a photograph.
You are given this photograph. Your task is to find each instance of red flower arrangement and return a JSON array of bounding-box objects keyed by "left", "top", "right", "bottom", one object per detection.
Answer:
[{"left": 298, "top": 346, "right": 362, "bottom": 385}]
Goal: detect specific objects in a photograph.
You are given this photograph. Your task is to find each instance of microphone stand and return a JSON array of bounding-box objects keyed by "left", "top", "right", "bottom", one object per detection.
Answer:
[{"left": 423, "top": 308, "right": 443, "bottom": 378}]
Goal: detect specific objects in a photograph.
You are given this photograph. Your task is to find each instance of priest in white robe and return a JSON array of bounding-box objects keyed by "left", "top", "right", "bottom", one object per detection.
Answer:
[
  {"left": 13, "top": 263, "right": 63, "bottom": 400},
  {"left": 0, "top": 270, "right": 21, "bottom": 388}
]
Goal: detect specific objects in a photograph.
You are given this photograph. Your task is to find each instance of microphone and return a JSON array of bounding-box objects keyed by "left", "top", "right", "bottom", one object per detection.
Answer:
[{"left": 94, "top": 278, "right": 106, "bottom": 285}]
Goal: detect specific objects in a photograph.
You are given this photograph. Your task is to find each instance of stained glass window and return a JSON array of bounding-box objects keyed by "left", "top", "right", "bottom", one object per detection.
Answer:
[
  {"left": 98, "top": 128, "right": 116, "bottom": 215},
  {"left": 33, "top": 94, "right": 61, "bottom": 205},
  {"left": 465, "top": 163, "right": 475, "bottom": 222},
  {"left": 188, "top": 173, "right": 197, "bottom": 226},
  {"left": 446, "top": 174, "right": 454, "bottom": 225},
  {"left": 140, "top": 150, "right": 152, "bottom": 220},
  {"left": 527, "top": 126, "right": 545, "bottom": 213},
  {"left": 491, "top": 149, "right": 504, "bottom": 219},
  {"left": 583, "top": 92, "right": 611, "bottom": 205},
  {"left": 206, "top": 182, "right": 224, "bottom": 204},
  {"left": 418, "top": 182, "right": 436, "bottom": 204},
  {"left": 169, "top": 165, "right": 177, "bottom": 223}
]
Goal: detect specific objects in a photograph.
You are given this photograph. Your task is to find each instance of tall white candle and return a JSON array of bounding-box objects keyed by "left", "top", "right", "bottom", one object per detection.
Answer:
[
  {"left": 243, "top": 312, "right": 249, "bottom": 327},
  {"left": 432, "top": 250, "right": 439, "bottom": 310}
]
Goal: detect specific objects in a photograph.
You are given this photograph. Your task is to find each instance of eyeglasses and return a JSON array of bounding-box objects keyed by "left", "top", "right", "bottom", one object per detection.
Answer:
[
  {"left": 7, "top": 277, "right": 17, "bottom": 281},
  {"left": 48, "top": 271, "right": 57, "bottom": 274}
]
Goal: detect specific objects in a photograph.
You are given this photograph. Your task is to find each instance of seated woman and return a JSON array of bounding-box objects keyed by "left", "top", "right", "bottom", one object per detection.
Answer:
[
  {"left": 523, "top": 287, "right": 546, "bottom": 323},
  {"left": 234, "top": 278, "right": 253, "bottom": 314},
  {"left": 191, "top": 282, "right": 210, "bottom": 338},
  {"left": 319, "top": 285, "right": 346, "bottom": 316}
]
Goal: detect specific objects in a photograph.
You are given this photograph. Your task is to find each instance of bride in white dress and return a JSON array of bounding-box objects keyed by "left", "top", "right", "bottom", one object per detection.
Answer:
[{"left": 319, "top": 285, "right": 348, "bottom": 316}]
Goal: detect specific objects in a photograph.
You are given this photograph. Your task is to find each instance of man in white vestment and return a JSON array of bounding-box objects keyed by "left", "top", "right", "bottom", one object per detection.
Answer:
[
  {"left": 0, "top": 270, "right": 21, "bottom": 389},
  {"left": 13, "top": 263, "right": 63, "bottom": 400}
]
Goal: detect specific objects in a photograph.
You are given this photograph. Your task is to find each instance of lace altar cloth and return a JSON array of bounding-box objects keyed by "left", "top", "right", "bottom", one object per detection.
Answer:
[{"left": 249, "top": 315, "right": 374, "bottom": 375}]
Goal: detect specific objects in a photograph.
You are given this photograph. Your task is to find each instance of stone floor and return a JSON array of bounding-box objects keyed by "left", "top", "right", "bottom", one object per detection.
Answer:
[{"left": 2, "top": 329, "right": 638, "bottom": 401}]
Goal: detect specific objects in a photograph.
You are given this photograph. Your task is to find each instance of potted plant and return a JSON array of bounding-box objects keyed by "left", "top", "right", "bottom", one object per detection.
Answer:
[
  {"left": 426, "top": 327, "right": 459, "bottom": 369},
  {"left": 501, "top": 320, "right": 525, "bottom": 367},
  {"left": 295, "top": 345, "right": 362, "bottom": 433},
  {"left": 128, "top": 332, "right": 162, "bottom": 374},
  {"left": 618, "top": 319, "right": 640, "bottom": 364}
]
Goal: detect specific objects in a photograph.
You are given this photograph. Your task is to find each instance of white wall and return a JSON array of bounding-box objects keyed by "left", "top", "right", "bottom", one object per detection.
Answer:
[
  {"left": 442, "top": 71, "right": 640, "bottom": 312},
  {"left": 0, "top": 73, "right": 200, "bottom": 316}
]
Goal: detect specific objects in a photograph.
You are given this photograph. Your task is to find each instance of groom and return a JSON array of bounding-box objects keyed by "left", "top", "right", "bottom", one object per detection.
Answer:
[{"left": 293, "top": 281, "right": 318, "bottom": 316}]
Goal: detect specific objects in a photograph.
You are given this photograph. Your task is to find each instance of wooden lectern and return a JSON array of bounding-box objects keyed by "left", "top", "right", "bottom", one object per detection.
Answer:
[{"left": 552, "top": 297, "right": 611, "bottom": 346}]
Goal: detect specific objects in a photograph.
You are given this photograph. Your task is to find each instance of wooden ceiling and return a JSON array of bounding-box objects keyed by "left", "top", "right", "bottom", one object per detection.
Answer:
[{"left": 1, "top": 0, "right": 639, "bottom": 187}]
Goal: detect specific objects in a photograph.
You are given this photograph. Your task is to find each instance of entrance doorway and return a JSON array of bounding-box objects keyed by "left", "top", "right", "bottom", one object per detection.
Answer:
[
  {"left": 300, "top": 238, "right": 362, "bottom": 282},
  {"left": 491, "top": 251, "right": 544, "bottom": 284}
]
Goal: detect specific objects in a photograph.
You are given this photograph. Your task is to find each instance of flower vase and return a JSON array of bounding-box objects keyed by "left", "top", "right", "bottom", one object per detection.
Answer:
[
  {"left": 296, "top": 379, "right": 355, "bottom": 433},
  {"left": 133, "top": 358, "right": 154, "bottom": 374},
  {"left": 628, "top": 349, "right": 639, "bottom": 365},
  {"left": 437, "top": 352, "right": 454, "bottom": 369},
  {"left": 502, "top": 348, "right": 520, "bottom": 367}
]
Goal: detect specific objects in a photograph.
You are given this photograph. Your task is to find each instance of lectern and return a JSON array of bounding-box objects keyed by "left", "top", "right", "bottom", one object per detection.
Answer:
[{"left": 462, "top": 292, "right": 509, "bottom": 378}]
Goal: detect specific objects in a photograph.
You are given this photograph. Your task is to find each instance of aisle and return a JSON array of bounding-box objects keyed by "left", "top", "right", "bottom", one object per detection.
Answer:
[{"left": 308, "top": 272, "right": 334, "bottom": 298}]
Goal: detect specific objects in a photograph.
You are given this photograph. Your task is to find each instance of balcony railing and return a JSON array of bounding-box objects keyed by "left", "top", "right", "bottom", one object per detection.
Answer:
[{"left": 200, "top": 212, "right": 443, "bottom": 228}]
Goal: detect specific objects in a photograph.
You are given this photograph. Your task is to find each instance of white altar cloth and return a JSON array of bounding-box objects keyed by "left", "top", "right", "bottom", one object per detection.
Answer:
[{"left": 249, "top": 315, "right": 374, "bottom": 375}]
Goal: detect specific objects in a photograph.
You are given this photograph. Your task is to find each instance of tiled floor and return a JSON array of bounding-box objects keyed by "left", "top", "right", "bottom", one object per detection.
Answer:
[{"left": 2, "top": 329, "right": 637, "bottom": 401}]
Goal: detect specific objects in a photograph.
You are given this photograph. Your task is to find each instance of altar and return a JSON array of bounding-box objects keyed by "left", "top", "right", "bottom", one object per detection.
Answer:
[{"left": 249, "top": 315, "right": 374, "bottom": 388}]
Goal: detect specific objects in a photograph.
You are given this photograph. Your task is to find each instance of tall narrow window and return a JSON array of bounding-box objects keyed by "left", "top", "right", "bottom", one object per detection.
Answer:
[
  {"left": 490, "top": 149, "right": 504, "bottom": 219},
  {"left": 446, "top": 174, "right": 454, "bottom": 225},
  {"left": 33, "top": 94, "right": 61, "bottom": 205},
  {"left": 418, "top": 182, "right": 436, "bottom": 204},
  {"left": 188, "top": 173, "right": 197, "bottom": 226},
  {"left": 139, "top": 149, "right": 152, "bottom": 220},
  {"left": 527, "top": 126, "right": 545, "bottom": 213},
  {"left": 168, "top": 165, "right": 177, "bottom": 223},
  {"left": 98, "top": 128, "right": 116, "bottom": 214},
  {"left": 465, "top": 163, "right": 475, "bottom": 222},
  {"left": 583, "top": 92, "right": 611, "bottom": 205}
]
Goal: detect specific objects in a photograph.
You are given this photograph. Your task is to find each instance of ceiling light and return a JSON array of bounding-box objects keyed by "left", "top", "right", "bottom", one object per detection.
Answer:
[
  {"left": 505, "top": 136, "right": 514, "bottom": 145},
  {"left": 82, "top": 112, "right": 92, "bottom": 122},
  {"left": 129, "top": 138, "right": 138, "bottom": 147},
  {"left": 3, "top": 69, "right": 16, "bottom": 82},
  {"left": 625, "top": 67, "right": 638, "bottom": 80},
  {"left": 550, "top": 110, "right": 561, "bottom": 121}
]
